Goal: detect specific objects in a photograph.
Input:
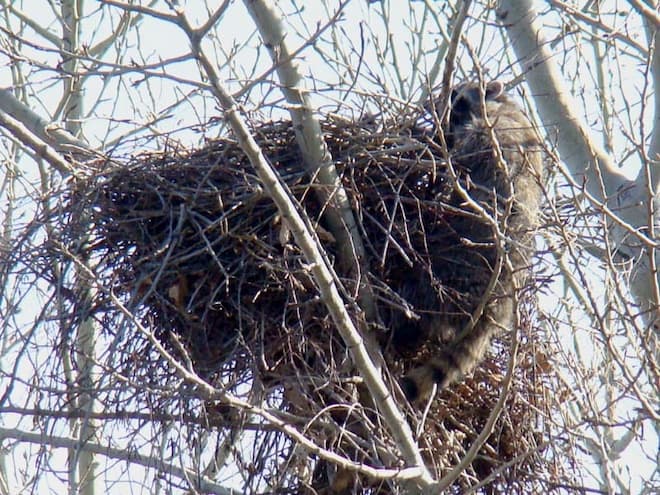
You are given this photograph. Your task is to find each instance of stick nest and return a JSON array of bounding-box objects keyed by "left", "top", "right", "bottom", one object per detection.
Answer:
[{"left": 61, "top": 114, "right": 563, "bottom": 493}]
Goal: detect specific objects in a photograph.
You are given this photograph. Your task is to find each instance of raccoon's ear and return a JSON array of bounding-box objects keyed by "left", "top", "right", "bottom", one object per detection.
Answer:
[
  {"left": 485, "top": 80, "right": 504, "bottom": 100},
  {"left": 449, "top": 87, "right": 459, "bottom": 103}
]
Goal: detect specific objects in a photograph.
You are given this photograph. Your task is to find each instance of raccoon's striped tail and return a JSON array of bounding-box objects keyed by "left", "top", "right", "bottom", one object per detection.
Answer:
[{"left": 400, "top": 320, "right": 498, "bottom": 401}]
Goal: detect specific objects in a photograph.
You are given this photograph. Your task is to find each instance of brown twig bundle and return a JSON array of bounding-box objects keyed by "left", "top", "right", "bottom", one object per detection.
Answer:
[{"left": 58, "top": 114, "right": 563, "bottom": 493}]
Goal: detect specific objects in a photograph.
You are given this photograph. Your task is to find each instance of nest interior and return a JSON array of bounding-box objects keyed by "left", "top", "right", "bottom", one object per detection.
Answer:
[{"left": 64, "top": 113, "right": 557, "bottom": 492}]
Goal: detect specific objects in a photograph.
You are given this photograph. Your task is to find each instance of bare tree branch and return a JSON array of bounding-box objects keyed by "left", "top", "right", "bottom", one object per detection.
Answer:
[
  {"left": 0, "top": 88, "right": 91, "bottom": 159},
  {"left": 0, "top": 110, "right": 79, "bottom": 176},
  {"left": 497, "top": 0, "right": 660, "bottom": 322},
  {"left": 242, "top": 0, "right": 379, "bottom": 323},
  {"left": 0, "top": 427, "right": 241, "bottom": 495}
]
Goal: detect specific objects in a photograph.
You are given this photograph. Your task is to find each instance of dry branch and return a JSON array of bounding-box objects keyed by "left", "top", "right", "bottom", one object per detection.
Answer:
[{"left": 35, "top": 110, "right": 565, "bottom": 493}]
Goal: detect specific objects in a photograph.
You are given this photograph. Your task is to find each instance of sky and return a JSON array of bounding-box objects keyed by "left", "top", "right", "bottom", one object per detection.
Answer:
[{"left": 0, "top": 0, "right": 656, "bottom": 493}]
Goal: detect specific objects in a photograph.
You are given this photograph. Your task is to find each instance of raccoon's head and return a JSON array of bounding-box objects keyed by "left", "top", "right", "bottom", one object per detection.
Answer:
[{"left": 447, "top": 80, "right": 506, "bottom": 143}]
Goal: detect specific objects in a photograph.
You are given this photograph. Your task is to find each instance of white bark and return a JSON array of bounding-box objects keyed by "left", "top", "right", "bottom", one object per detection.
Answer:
[
  {"left": 496, "top": 0, "right": 628, "bottom": 194},
  {"left": 60, "top": 2, "right": 99, "bottom": 494},
  {"left": 0, "top": 110, "right": 79, "bottom": 176},
  {"left": 0, "top": 89, "right": 90, "bottom": 158},
  {"left": 497, "top": 2, "right": 659, "bottom": 489},
  {"left": 649, "top": 11, "right": 660, "bottom": 172},
  {"left": 1, "top": 1, "right": 656, "bottom": 492},
  {"left": 497, "top": 0, "right": 660, "bottom": 323},
  {"left": 178, "top": 25, "right": 436, "bottom": 490},
  {"left": 0, "top": 427, "right": 240, "bottom": 495},
  {"left": 242, "top": 0, "right": 378, "bottom": 322}
]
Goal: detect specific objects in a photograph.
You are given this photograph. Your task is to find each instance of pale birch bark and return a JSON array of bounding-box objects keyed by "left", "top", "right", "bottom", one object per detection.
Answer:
[
  {"left": 497, "top": 0, "right": 660, "bottom": 324},
  {"left": 0, "top": 88, "right": 90, "bottom": 160},
  {"left": 0, "top": 427, "right": 239, "bottom": 495},
  {"left": 168, "top": 5, "right": 435, "bottom": 488},
  {"left": 58, "top": 2, "right": 100, "bottom": 494},
  {"left": 242, "top": 0, "right": 379, "bottom": 327},
  {"left": 497, "top": 1, "right": 658, "bottom": 491},
  {"left": 0, "top": 1, "right": 657, "bottom": 493}
]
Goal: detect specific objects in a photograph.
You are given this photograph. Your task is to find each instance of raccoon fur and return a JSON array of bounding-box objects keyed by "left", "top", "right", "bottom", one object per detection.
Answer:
[{"left": 396, "top": 81, "right": 544, "bottom": 401}]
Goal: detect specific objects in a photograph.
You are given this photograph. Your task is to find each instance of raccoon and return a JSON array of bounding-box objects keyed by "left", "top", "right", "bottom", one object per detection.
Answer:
[{"left": 397, "top": 81, "right": 544, "bottom": 401}]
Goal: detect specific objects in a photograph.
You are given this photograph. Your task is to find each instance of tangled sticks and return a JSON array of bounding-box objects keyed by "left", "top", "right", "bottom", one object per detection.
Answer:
[
  {"left": 58, "top": 82, "right": 553, "bottom": 490},
  {"left": 391, "top": 81, "right": 545, "bottom": 401},
  {"left": 72, "top": 82, "right": 545, "bottom": 402}
]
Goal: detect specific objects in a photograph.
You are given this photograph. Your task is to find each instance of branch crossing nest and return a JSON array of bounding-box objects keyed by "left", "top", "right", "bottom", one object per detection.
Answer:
[{"left": 62, "top": 114, "right": 556, "bottom": 492}]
